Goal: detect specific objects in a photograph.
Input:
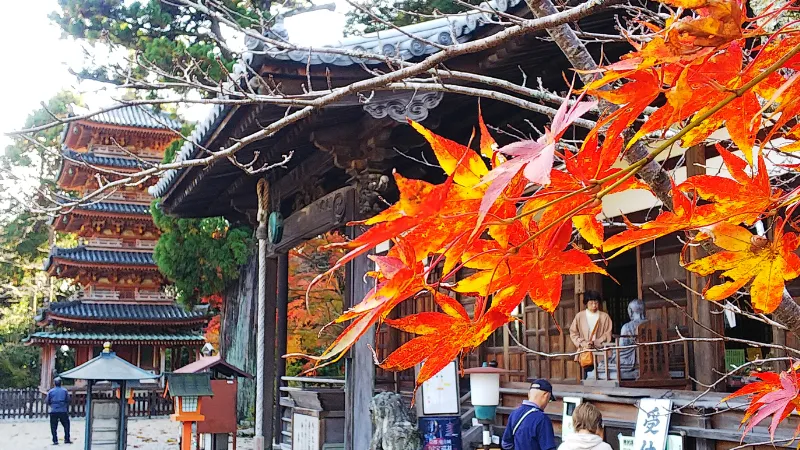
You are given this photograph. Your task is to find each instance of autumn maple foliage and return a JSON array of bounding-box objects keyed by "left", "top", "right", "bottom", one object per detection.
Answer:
[{"left": 298, "top": 0, "right": 800, "bottom": 437}]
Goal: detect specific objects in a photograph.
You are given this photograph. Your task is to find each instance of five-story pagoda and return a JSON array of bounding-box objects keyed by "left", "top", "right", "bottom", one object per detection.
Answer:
[{"left": 26, "top": 106, "right": 207, "bottom": 391}]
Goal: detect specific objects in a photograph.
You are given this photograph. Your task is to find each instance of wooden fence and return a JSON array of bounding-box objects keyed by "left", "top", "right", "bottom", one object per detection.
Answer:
[{"left": 0, "top": 388, "right": 173, "bottom": 420}]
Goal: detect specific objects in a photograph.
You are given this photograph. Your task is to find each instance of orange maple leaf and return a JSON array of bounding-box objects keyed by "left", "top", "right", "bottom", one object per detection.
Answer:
[
  {"left": 454, "top": 218, "right": 606, "bottom": 314},
  {"left": 378, "top": 293, "right": 515, "bottom": 393},
  {"left": 525, "top": 134, "right": 649, "bottom": 248},
  {"left": 683, "top": 218, "right": 800, "bottom": 313},
  {"left": 601, "top": 149, "right": 775, "bottom": 257}
]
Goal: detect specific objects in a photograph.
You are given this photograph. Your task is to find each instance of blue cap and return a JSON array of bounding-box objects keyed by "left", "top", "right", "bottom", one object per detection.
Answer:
[{"left": 529, "top": 378, "right": 556, "bottom": 401}]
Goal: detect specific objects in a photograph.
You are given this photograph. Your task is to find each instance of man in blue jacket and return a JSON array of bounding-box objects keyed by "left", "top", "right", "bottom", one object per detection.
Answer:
[
  {"left": 46, "top": 378, "right": 71, "bottom": 445},
  {"left": 501, "top": 379, "right": 557, "bottom": 450}
]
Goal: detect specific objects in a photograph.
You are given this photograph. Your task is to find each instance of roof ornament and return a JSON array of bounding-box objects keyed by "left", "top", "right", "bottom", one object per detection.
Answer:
[{"left": 103, "top": 341, "right": 112, "bottom": 353}]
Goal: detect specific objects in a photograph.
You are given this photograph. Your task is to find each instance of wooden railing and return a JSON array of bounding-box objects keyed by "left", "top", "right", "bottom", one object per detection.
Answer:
[
  {"left": 135, "top": 239, "right": 157, "bottom": 250},
  {"left": 85, "top": 287, "right": 120, "bottom": 300},
  {"left": 134, "top": 289, "right": 172, "bottom": 302},
  {"left": 0, "top": 388, "right": 172, "bottom": 420}
]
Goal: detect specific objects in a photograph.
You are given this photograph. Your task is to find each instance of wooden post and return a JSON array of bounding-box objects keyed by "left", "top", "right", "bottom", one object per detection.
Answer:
[
  {"left": 274, "top": 252, "right": 289, "bottom": 445},
  {"left": 262, "top": 258, "right": 279, "bottom": 448},
  {"left": 344, "top": 225, "right": 375, "bottom": 450},
  {"left": 685, "top": 146, "right": 725, "bottom": 391}
]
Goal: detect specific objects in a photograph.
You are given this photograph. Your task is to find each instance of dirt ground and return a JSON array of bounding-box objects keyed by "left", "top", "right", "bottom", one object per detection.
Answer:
[{"left": 1, "top": 417, "right": 255, "bottom": 449}]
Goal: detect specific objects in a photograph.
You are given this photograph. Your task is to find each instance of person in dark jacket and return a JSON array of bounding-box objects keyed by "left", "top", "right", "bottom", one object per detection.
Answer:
[
  {"left": 501, "top": 379, "right": 557, "bottom": 450},
  {"left": 46, "top": 378, "right": 71, "bottom": 445}
]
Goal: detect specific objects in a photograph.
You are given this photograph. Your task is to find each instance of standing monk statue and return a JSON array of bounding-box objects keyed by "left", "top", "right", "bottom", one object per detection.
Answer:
[
  {"left": 569, "top": 291, "right": 613, "bottom": 378},
  {"left": 47, "top": 377, "right": 72, "bottom": 445}
]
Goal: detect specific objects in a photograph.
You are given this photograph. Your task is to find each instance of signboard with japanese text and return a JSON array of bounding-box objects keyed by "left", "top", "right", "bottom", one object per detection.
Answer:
[
  {"left": 420, "top": 416, "right": 462, "bottom": 450},
  {"left": 292, "top": 413, "right": 321, "bottom": 450},
  {"left": 633, "top": 399, "right": 673, "bottom": 450},
  {"left": 620, "top": 434, "right": 683, "bottom": 450}
]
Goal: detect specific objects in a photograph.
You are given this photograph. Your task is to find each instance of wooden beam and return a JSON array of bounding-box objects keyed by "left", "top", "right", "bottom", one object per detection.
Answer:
[
  {"left": 267, "top": 186, "right": 355, "bottom": 255},
  {"left": 272, "top": 150, "right": 334, "bottom": 201},
  {"left": 685, "top": 145, "right": 725, "bottom": 392}
]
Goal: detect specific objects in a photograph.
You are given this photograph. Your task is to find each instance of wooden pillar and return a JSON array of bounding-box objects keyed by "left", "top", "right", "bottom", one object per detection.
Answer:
[
  {"left": 344, "top": 225, "right": 375, "bottom": 450},
  {"left": 685, "top": 146, "right": 725, "bottom": 391},
  {"left": 274, "top": 251, "right": 289, "bottom": 444},
  {"left": 260, "top": 257, "right": 279, "bottom": 448}
]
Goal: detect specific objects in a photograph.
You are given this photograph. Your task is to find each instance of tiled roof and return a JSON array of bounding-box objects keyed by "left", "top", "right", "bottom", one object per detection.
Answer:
[
  {"left": 150, "top": 0, "right": 523, "bottom": 199},
  {"left": 148, "top": 103, "right": 230, "bottom": 198},
  {"left": 55, "top": 198, "right": 151, "bottom": 216},
  {"left": 62, "top": 148, "right": 154, "bottom": 169},
  {"left": 25, "top": 331, "right": 205, "bottom": 344},
  {"left": 245, "top": 0, "right": 522, "bottom": 67},
  {"left": 46, "top": 301, "right": 206, "bottom": 323},
  {"left": 79, "top": 202, "right": 151, "bottom": 215},
  {"left": 46, "top": 246, "right": 155, "bottom": 270},
  {"left": 84, "top": 105, "right": 182, "bottom": 130}
]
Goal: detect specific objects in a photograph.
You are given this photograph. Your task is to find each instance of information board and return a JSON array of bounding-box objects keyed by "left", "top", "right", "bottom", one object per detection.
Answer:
[
  {"left": 292, "top": 413, "right": 321, "bottom": 450},
  {"left": 420, "top": 361, "right": 460, "bottom": 415}
]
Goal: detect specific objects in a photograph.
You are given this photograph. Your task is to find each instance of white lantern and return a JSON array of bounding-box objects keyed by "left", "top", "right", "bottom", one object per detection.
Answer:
[{"left": 465, "top": 364, "right": 514, "bottom": 448}]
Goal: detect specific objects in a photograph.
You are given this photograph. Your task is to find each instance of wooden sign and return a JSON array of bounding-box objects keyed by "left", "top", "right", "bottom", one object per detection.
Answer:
[
  {"left": 633, "top": 399, "right": 673, "bottom": 450},
  {"left": 292, "top": 412, "right": 321, "bottom": 450}
]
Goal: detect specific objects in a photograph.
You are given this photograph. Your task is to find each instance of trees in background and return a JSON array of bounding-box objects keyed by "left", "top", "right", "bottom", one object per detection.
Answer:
[
  {"left": 286, "top": 232, "right": 347, "bottom": 377},
  {"left": 151, "top": 200, "right": 252, "bottom": 306}
]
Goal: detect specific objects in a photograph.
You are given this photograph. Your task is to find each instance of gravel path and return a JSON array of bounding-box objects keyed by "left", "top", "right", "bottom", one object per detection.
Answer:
[{"left": 1, "top": 417, "right": 255, "bottom": 449}]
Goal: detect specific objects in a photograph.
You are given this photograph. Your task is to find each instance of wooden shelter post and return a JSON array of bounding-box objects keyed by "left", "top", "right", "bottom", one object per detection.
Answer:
[
  {"left": 344, "top": 225, "right": 374, "bottom": 450},
  {"left": 274, "top": 251, "right": 289, "bottom": 443},
  {"left": 685, "top": 145, "right": 725, "bottom": 390}
]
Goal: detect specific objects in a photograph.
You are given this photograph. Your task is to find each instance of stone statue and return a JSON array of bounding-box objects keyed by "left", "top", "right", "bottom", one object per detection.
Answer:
[
  {"left": 592, "top": 299, "right": 648, "bottom": 380},
  {"left": 616, "top": 298, "right": 648, "bottom": 378},
  {"left": 370, "top": 392, "right": 422, "bottom": 450}
]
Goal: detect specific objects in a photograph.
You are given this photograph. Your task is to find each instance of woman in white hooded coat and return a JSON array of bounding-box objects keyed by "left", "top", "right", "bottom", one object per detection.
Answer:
[{"left": 558, "top": 403, "right": 612, "bottom": 450}]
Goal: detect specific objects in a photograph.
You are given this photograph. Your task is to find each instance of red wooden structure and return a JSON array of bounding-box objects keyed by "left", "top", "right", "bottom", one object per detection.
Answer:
[{"left": 175, "top": 355, "right": 253, "bottom": 450}]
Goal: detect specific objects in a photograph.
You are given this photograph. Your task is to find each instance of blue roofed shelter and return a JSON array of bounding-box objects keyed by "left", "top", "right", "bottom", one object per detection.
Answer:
[{"left": 60, "top": 342, "right": 160, "bottom": 450}]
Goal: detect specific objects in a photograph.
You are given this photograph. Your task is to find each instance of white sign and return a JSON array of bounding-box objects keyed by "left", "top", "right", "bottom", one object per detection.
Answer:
[
  {"left": 619, "top": 434, "right": 635, "bottom": 450},
  {"left": 561, "top": 397, "right": 583, "bottom": 441},
  {"left": 420, "top": 361, "right": 460, "bottom": 415},
  {"left": 620, "top": 434, "right": 683, "bottom": 450},
  {"left": 633, "top": 399, "right": 673, "bottom": 450},
  {"left": 292, "top": 413, "right": 320, "bottom": 450}
]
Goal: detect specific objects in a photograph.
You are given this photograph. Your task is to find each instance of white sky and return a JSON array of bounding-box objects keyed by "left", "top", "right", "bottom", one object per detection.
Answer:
[{"left": 0, "top": 0, "right": 350, "bottom": 150}]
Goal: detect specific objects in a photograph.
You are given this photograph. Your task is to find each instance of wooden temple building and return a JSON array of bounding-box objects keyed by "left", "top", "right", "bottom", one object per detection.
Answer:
[
  {"left": 150, "top": 2, "right": 800, "bottom": 449},
  {"left": 27, "top": 107, "right": 207, "bottom": 392}
]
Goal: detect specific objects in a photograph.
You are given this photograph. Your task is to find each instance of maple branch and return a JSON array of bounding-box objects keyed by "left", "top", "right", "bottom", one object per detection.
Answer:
[{"left": 529, "top": 0, "right": 800, "bottom": 340}]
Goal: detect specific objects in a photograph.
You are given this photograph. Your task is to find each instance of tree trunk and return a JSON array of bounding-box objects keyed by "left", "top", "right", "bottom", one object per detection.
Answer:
[{"left": 529, "top": 0, "right": 800, "bottom": 335}]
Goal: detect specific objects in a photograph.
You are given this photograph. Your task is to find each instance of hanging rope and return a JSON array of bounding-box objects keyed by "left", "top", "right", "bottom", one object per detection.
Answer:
[{"left": 255, "top": 178, "right": 269, "bottom": 444}]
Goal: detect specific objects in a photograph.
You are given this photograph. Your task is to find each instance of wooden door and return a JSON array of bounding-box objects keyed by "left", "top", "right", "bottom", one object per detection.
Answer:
[{"left": 525, "top": 275, "right": 579, "bottom": 384}]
